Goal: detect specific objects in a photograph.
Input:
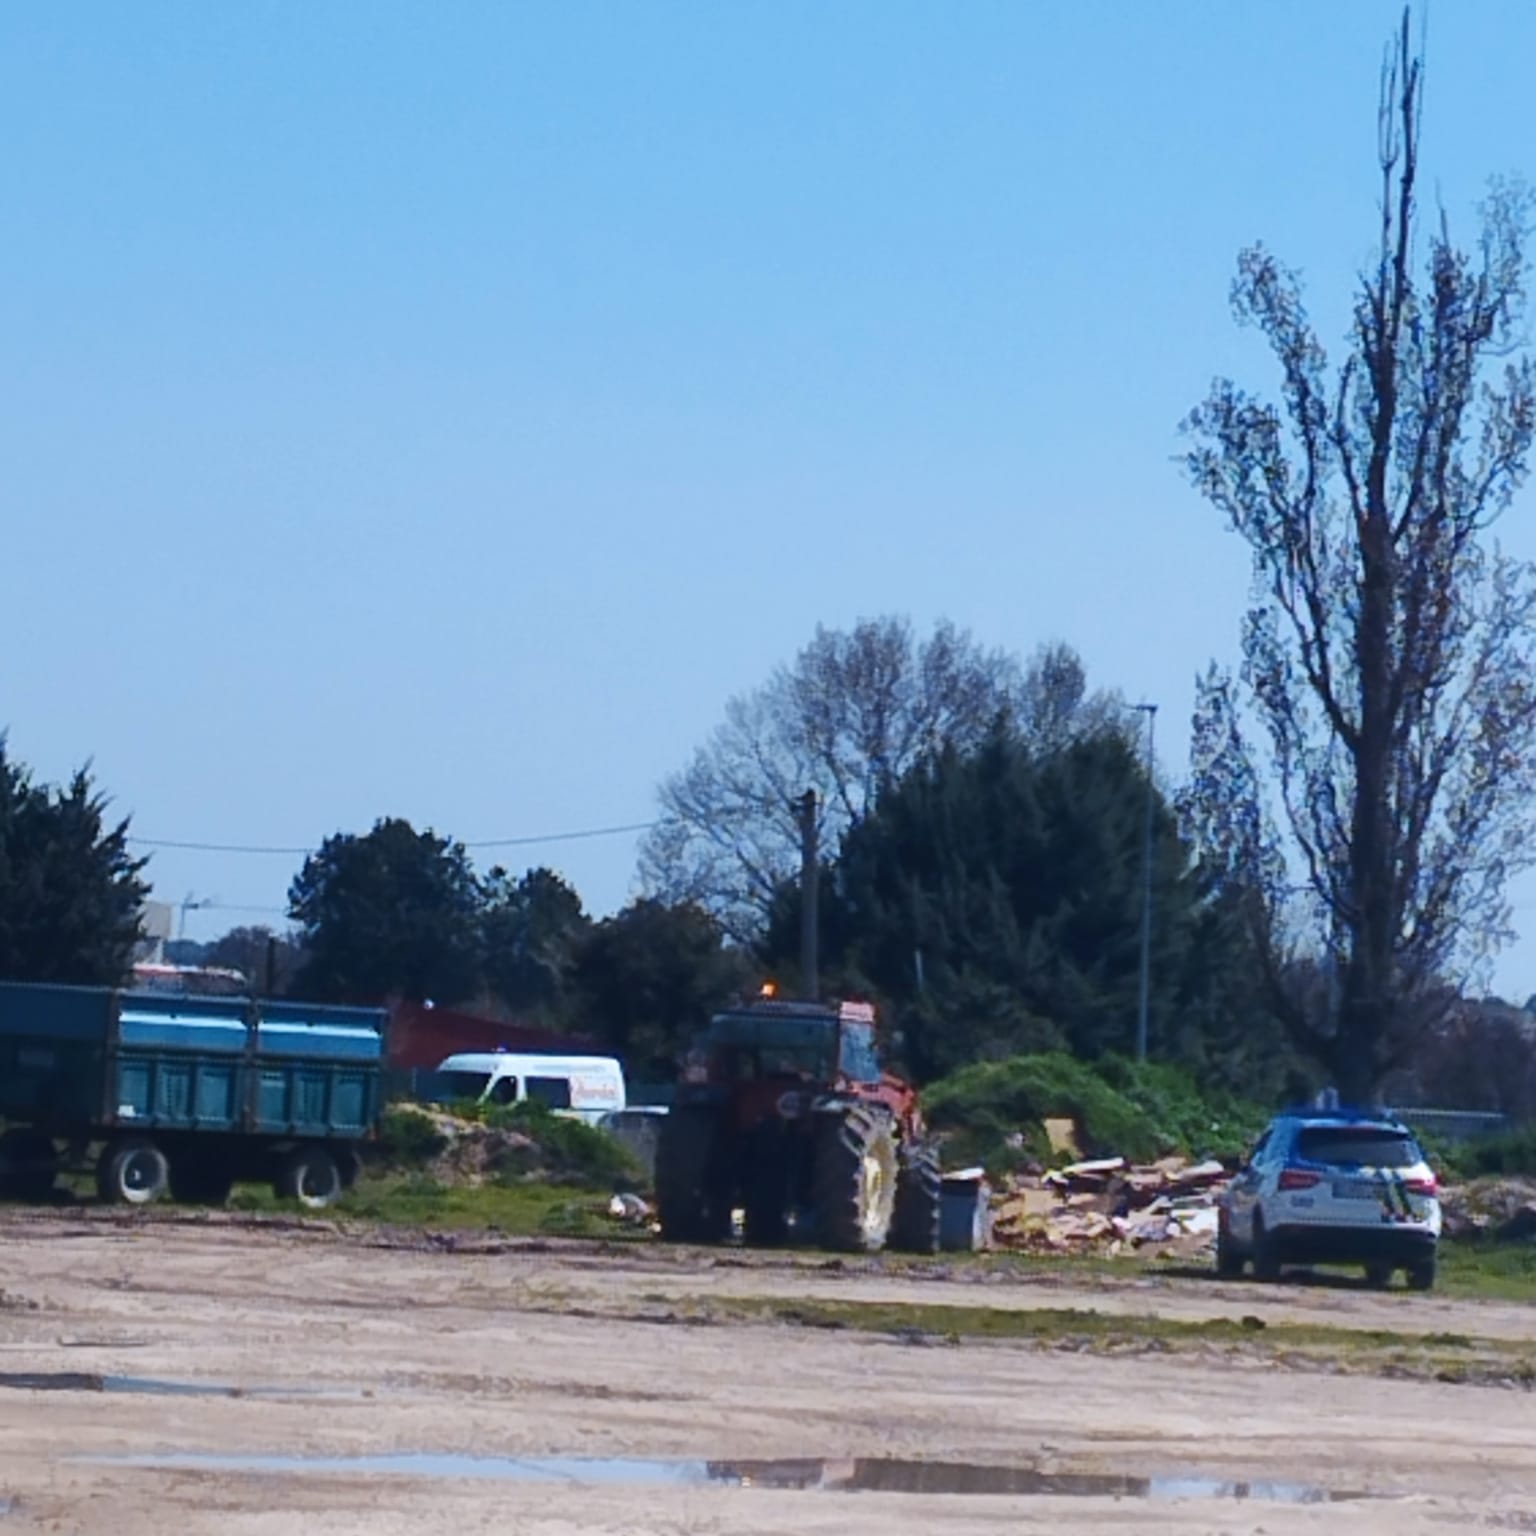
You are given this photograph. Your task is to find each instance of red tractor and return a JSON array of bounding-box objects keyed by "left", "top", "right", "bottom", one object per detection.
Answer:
[{"left": 654, "top": 993, "right": 941, "bottom": 1252}]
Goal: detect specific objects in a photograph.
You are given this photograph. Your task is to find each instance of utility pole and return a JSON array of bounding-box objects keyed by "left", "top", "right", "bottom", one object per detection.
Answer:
[
  {"left": 798, "top": 788, "right": 819, "bottom": 1000},
  {"left": 177, "top": 892, "right": 212, "bottom": 943},
  {"left": 1132, "top": 703, "right": 1158, "bottom": 1063}
]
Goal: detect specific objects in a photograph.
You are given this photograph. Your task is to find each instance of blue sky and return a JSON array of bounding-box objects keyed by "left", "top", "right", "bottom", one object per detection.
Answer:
[{"left": 4, "top": 3, "right": 1536, "bottom": 995}]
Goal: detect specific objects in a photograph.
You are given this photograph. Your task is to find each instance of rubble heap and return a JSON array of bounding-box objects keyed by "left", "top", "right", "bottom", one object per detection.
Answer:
[{"left": 990, "top": 1154, "right": 1231, "bottom": 1258}]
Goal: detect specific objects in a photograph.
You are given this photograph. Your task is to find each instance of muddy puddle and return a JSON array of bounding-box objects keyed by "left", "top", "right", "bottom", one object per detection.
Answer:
[
  {"left": 81, "top": 1452, "right": 1367, "bottom": 1502},
  {"left": 0, "top": 1372, "right": 360, "bottom": 1400}
]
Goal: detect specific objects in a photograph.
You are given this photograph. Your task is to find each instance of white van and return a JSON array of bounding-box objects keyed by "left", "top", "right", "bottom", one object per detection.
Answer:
[{"left": 431, "top": 1051, "right": 626, "bottom": 1126}]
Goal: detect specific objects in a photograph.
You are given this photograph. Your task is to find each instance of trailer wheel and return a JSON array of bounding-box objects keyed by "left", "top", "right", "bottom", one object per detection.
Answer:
[
  {"left": 97, "top": 1139, "right": 170, "bottom": 1206},
  {"left": 277, "top": 1146, "right": 343, "bottom": 1210}
]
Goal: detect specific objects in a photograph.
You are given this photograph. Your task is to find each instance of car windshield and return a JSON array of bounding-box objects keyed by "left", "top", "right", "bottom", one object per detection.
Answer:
[{"left": 1295, "top": 1126, "right": 1420, "bottom": 1169}]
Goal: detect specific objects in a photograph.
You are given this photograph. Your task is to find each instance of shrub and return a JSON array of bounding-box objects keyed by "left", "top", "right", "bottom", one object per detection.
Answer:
[
  {"left": 922, "top": 1052, "right": 1264, "bottom": 1177},
  {"left": 1464, "top": 1124, "right": 1536, "bottom": 1178},
  {"left": 375, "top": 1106, "right": 449, "bottom": 1167},
  {"left": 482, "top": 1101, "right": 640, "bottom": 1189},
  {"left": 1091, "top": 1055, "right": 1262, "bottom": 1162}
]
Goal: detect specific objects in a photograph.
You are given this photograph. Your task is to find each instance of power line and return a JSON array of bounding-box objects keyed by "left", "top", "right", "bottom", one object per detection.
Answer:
[
  {"left": 466, "top": 820, "right": 665, "bottom": 850},
  {"left": 128, "top": 818, "right": 667, "bottom": 857}
]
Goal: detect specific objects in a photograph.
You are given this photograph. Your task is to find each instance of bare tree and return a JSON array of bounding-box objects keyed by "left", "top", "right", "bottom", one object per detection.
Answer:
[
  {"left": 1183, "top": 11, "right": 1536, "bottom": 1100},
  {"left": 640, "top": 619, "right": 1116, "bottom": 941}
]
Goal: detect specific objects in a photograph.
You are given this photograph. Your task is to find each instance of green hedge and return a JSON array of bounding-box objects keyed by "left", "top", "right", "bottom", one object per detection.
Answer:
[
  {"left": 1463, "top": 1124, "right": 1536, "bottom": 1178},
  {"left": 922, "top": 1052, "right": 1263, "bottom": 1177}
]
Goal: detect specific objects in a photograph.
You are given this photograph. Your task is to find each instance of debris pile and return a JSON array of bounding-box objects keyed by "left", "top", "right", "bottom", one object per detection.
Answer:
[
  {"left": 990, "top": 1154, "right": 1231, "bottom": 1257},
  {"left": 1437, "top": 1176, "right": 1536, "bottom": 1240}
]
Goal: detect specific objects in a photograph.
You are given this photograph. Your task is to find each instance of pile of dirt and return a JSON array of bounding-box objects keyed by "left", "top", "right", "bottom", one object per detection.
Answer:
[
  {"left": 377, "top": 1103, "right": 641, "bottom": 1190},
  {"left": 990, "top": 1154, "right": 1230, "bottom": 1258},
  {"left": 430, "top": 1120, "right": 541, "bottom": 1186},
  {"left": 1439, "top": 1176, "right": 1536, "bottom": 1239},
  {"left": 378, "top": 1105, "right": 541, "bottom": 1186}
]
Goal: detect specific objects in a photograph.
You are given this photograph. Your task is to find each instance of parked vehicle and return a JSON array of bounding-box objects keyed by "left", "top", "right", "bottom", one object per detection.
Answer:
[
  {"left": 0, "top": 981, "right": 386, "bottom": 1209},
  {"left": 654, "top": 992, "right": 942, "bottom": 1253},
  {"left": 424, "top": 1051, "right": 627, "bottom": 1125},
  {"left": 1217, "top": 1106, "right": 1442, "bottom": 1289}
]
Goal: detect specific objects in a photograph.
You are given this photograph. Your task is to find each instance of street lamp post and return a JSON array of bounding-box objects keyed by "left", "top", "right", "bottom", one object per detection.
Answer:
[{"left": 1131, "top": 703, "right": 1158, "bottom": 1063}]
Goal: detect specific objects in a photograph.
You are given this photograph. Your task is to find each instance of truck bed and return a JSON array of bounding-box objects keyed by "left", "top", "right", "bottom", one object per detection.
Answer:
[{"left": 0, "top": 983, "right": 386, "bottom": 1141}]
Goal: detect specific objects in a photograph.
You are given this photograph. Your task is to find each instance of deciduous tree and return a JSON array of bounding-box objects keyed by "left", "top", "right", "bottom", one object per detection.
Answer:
[
  {"left": 1183, "top": 13, "right": 1536, "bottom": 1098},
  {"left": 640, "top": 619, "right": 1116, "bottom": 941}
]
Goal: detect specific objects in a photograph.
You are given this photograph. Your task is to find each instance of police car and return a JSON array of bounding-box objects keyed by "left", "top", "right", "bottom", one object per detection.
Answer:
[{"left": 1217, "top": 1107, "right": 1441, "bottom": 1289}]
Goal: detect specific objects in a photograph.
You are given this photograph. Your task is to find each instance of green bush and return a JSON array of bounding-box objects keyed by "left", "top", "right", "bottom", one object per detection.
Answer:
[
  {"left": 1463, "top": 1123, "right": 1536, "bottom": 1177},
  {"left": 1091, "top": 1055, "right": 1263, "bottom": 1162},
  {"left": 922, "top": 1052, "right": 1264, "bottom": 1178},
  {"left": 375, "top": 1106, "right": 449, "bottom": 1167},
  {"left": 482, "top": 1101, "right": 640, "bottom": 1189}
]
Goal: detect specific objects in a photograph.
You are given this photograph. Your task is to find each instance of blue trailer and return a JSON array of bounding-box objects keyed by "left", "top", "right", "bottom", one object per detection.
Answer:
[{"left": 0, "top": 981, "right": 386, "bottom": 1208}]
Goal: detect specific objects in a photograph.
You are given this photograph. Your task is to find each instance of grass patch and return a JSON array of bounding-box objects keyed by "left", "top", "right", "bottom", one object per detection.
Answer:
[
  {"left": 705, "top": 1294, "right": 1536, "bottom": 1386},
  {"left": 227, "top": 1171, "right": 630, "bottom": 1239},
  {"left": 1437, "top": 1238, "right": 1536, "bottom": 1301}
]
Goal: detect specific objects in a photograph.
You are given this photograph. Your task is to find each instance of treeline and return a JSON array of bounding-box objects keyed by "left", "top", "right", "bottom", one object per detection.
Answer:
[
  {"left": 0, "top": 633, "right": 1305, "bottom": 1100},
  {"left": 6, "top": 615, "right": 1536, "bottom": 1113}
]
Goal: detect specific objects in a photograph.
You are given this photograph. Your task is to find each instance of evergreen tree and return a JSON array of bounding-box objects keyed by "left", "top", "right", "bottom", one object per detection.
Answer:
[{"left": 0, "top": 741, "right": 148, "bottom": 986}]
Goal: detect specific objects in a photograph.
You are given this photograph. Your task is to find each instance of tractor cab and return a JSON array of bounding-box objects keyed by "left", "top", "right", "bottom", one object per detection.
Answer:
[{"left": 688, "top": 996, "right": 881, "bottom": 1092}]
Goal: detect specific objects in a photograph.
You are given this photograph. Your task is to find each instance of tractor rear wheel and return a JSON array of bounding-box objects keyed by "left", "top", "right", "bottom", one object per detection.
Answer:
[
  {"left": 655, "top": 1107, "right": 731, "bottom": 1243},
  {"left": 889, "top": 1139, "right": 942, "bottom": 1253},
  {"left": 814, "top": 1105, "right": 898, "bottom": 1253},
  {"left": 742, "top": 1147, "right": 790, "bottom": 1246}
]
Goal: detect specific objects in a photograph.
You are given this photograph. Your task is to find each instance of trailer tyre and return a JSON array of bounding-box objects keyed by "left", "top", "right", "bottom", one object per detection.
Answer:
[
  {"left": 97, "top": 1139, "right": 170, "bottom": 1206},
  {"left": 278, "top": 1146, "right": 343, "bottom": 1210}
]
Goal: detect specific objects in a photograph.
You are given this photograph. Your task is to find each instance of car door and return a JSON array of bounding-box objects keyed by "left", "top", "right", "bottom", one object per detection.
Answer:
[{"left": 1225, "top": 1129, "right": 1272, "bottom": 1243}]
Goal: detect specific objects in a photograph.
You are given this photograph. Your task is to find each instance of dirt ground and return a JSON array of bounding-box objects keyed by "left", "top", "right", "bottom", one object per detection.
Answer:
[{"left": 0, "top": 1209, "right": 1533, "bottom": 1535}]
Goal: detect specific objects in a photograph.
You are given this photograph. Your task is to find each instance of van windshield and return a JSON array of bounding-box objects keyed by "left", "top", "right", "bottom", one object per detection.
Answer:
[{"left": 438, "top": 1071, "right": 492, "bottom": 1101}]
